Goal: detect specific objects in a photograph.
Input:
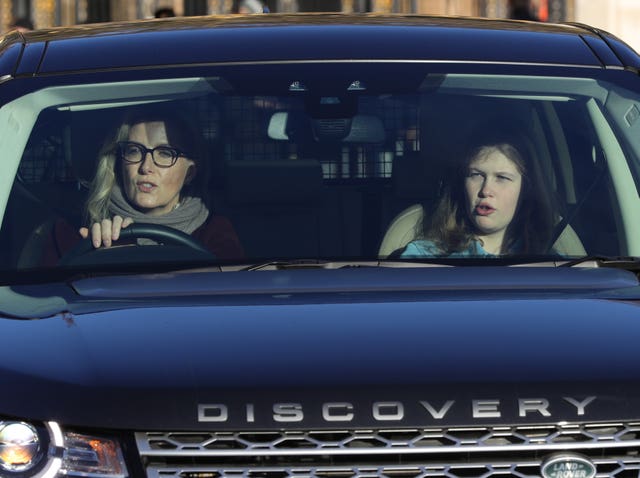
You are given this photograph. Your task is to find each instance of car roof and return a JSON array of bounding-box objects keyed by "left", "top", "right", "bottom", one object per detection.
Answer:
[{"left": 0, "top": 13, "right": 638, "bottom": 79}]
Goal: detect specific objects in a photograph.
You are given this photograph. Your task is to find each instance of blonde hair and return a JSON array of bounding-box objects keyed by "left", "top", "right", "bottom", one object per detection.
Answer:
[{"left": 84, "top": 123, "right": 131, "bottom": 223}]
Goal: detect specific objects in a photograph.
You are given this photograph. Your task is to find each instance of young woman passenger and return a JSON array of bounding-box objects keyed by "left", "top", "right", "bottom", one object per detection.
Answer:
[
  {"left": 400, "top": 127, "right": 554, "bottom": 258},
  {"left": 44, "top": 107, "right": 244, "bottom": 263}
]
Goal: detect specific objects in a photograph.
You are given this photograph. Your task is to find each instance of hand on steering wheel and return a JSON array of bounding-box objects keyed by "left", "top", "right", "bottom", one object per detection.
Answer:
[
  {"left": 59, "top": 223, "right": 214, "bottom": 266},
  {"left": 79, "top": 216, "right": 134, "bottom": 249}
]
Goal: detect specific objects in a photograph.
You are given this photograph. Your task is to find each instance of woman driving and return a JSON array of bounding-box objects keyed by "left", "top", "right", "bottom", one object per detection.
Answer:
[{"left": 44, "top": 106, "right": 244, "bottom": 263}]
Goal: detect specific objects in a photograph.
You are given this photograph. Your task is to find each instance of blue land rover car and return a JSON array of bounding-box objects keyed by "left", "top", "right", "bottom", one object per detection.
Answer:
[{"left": 1, "top": 12, "right": 640, "bottom": 478}]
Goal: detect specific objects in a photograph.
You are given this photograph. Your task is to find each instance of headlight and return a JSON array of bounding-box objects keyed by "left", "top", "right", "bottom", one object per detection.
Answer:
[
  {"left": 0, "top": 420, "right": 127, "bottom": 478},
  {"left": 0, "top": 422, "right": 42, "bottom": 472}
]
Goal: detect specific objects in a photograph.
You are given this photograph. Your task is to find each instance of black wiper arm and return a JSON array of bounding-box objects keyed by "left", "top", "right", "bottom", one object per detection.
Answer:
[
  {"left": 560, "top": 255, "right": 640, "bottom": 272},
  {"left": 242, "top": 259, "right": 340, "bottom": 271},
  {"left": 242, "top": 259, "right": 431, "bottom": 271},
  {"left": 243, "top": 257, "right": 565, "bottom": 271}
]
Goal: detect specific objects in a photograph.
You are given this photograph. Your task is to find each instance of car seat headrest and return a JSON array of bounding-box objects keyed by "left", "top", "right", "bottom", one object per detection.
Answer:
[{"left": 392, "top": 153, "right": 443, "bottom": 200}]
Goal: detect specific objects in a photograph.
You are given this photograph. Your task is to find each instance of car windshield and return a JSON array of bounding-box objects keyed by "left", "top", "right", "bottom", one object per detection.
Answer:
[{"left": 1, "top": 62, "right": 640, "bottom": 274}]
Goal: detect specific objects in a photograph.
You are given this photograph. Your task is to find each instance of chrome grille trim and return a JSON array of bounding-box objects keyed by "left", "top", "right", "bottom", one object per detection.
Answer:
[
  {"left": 136, "top": 422, "right": 640, "bottom": 457},
  {"left": 136, "top": 423, "right": 640, "bottom": 478},
  {"left": 144, "top": 458, "right": 640, "bottom": 478},
  {"left": 137, "top": 440, "right": 640, "bottom": 457}
]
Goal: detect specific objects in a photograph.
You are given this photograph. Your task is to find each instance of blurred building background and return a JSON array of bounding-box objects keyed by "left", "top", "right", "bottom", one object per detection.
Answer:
[{"left": 2, "top": 0, "right": 639, "bottom": 52}]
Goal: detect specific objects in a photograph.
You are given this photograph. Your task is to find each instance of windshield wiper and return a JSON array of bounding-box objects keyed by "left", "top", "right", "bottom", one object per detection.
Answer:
[
  {"left": 560, "top": 255, "right": 640, "bottom": 272},
  {"left": 242, "top": 259, "right": 366, "bottom": 271},
  {"left": 242, "top": 256, "right": 577, "bottom": 271},
  {"left": 241, "top": 257, "right": 554, "bottom": 271}
]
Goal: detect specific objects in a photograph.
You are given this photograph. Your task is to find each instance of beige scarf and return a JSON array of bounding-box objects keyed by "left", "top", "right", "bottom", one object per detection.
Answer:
[{"left": 109, "top": 183, "right": 209, "bottom": 235}]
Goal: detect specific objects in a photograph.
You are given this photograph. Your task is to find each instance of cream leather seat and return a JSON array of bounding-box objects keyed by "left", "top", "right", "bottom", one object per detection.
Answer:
[{"left": 378, "top": 204, "right": 586, "bottom": 258}]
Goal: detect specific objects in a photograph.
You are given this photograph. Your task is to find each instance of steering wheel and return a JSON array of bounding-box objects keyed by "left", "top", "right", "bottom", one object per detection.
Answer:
[{"left": 59, "top": 223, "right": 215, "bottom": 266}]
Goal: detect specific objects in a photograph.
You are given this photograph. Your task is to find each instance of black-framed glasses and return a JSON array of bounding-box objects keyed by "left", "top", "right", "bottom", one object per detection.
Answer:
[{"left": 117, "top": 141, "right": 188, "bottom": 168}]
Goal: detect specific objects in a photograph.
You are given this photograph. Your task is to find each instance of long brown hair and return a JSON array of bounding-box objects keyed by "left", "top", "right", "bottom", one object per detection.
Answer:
[{"left": 421, "top": 127, "right": 554, "bottom": 255}]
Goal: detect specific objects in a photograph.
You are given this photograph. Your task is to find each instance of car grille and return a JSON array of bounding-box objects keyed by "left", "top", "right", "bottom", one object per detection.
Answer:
[{"left": 135, "top": 422, "right": 640, "bottom": 478}]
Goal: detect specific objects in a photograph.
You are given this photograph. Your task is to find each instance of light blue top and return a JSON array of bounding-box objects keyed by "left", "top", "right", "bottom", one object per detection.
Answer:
[{"left": 400, "top": 239, "right": 495, "bottom": 258}]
